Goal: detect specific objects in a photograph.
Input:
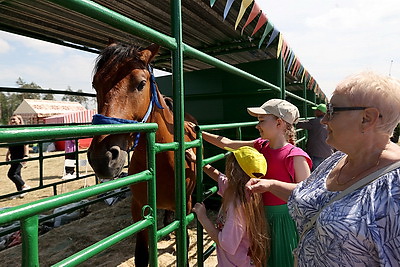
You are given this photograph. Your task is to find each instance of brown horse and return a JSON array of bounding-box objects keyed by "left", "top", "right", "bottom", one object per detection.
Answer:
[{"left": 87, "top": 42, "right": 197, "bottom": 266}]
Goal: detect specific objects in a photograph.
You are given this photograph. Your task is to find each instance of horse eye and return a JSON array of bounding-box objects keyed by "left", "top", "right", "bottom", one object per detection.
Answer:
[{"left": 137, "top": 80, "right": 146, "bottom": 91}]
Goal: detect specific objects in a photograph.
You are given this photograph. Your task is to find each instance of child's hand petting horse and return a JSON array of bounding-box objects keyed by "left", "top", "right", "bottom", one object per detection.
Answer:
[
  {"left": 185, "top": 148, "right": 197, "bottom": 162},
  {"left": 192, "top": 202, "right": 207, "bottom": 220},
  {"left": 186, "top": 121, "right": 197, "bottom": 132}
]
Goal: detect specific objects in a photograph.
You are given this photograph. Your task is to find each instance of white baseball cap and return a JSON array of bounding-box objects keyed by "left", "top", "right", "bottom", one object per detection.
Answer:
[{"left": 247, "top": 99, "right": 300, "bottom": 124}]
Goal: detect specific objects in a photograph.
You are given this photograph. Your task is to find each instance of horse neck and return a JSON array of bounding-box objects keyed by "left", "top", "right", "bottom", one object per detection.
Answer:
[{"left": 148, "top": 90, "right": 175, "bottom": 143}]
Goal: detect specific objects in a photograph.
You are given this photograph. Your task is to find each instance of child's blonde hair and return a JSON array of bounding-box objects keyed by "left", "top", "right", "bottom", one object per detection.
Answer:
[
  {"left": 271, "top": 115, "right": 297, "bottom": 145},
  {"left": 220, "top": 154, "right": 270, "bottom": 266},
  {"left": 284, "top": 121, "right": 297, "bottom": 145}
]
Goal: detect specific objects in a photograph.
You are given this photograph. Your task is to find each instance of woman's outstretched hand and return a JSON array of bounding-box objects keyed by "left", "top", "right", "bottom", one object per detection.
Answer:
[{"left": 246, "top": 178, "right": 272, "bottom": 194}]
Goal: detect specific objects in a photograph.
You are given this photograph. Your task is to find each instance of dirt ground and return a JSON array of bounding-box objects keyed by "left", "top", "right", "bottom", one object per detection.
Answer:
[{"left": 0, "top": 147, "right": 217, "bottom": 266}]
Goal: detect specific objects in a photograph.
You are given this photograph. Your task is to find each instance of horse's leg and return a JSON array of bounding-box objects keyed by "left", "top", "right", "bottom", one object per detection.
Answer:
[
  {"left": 135, "top": 230, "right": 149, "bottom": 267},
  {"left": 163, "top": 210, "right": 175, "bottom": 227},
  {"left": 159, "top": 209, "right": 174, "bottom": 241},
  {"left": 132, "top": 200, "right": 149, "bottom": 267}
]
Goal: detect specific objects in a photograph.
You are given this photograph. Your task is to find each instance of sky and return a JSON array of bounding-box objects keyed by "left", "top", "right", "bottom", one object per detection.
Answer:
[{"left": 0, "top": 0, "right": 399, "bottom": 99}]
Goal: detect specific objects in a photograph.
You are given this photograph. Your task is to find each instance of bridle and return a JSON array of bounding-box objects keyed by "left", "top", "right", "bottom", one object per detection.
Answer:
[{"left": 92, "top": 65, "right": 164, "bottom": 151}]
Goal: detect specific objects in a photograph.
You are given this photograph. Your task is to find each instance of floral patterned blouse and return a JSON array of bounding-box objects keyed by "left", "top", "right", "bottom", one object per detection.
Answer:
[{"left": 288, "top": 151, "right": 400, "bottom": 266}]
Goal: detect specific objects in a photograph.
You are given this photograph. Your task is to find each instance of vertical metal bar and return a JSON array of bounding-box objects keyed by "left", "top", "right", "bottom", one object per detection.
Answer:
[
  {"left": 280, "top": 55, "right": 286, "bottom": 99},
  {"left": 277, "top": 55, "right": 285, "bottom": 99},
  {"left": 236, "top": 127, "right": 243, "bottom": 140},
  {"left": 312, "top": 84, "right": 317, "bottom": 104},
  {"left": 74, "top": 138, "right": 80, "bottom": 176},
  {"left": 38, "top": 141, "right": 44, "bottom": 187},
  {"left": 196, "top": 131, "right": 204, "bottom": 267},
  {"left": 171, "top": 0, "right": 188, "bottom": 266},
  {"left": 21, "top": 215, "right": 39, "bottom": 267},
  {"left": 303, "top": 82, "right": 308, "bottom": 119},
  {"left": 147, "top": 131, "right": 158, "bottom": 266}
]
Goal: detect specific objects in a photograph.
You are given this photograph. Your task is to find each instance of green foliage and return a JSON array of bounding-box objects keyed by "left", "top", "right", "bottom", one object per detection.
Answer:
[
  {"left": 62, "top": 86, "right": 89, "bottom": 108},
  {"left": 0, "top": 92, "right": 22, "bottom": 124},
  {"left": 42, "top": 93, "right": 55, "bottom": 100},
  {"left": 0, "top": 78, "right": 58, "bottom": 124},
  {"left": 0, "top": 78, "right": 90, "bottom": 124},
  {"left": 16, "top": 77, "right": 41, "bottom": 99}
]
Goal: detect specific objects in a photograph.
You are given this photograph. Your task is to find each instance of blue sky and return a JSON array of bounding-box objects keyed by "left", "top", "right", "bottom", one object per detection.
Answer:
[{"left": 1, "top": 0, "right": 399, "bottom": 99}]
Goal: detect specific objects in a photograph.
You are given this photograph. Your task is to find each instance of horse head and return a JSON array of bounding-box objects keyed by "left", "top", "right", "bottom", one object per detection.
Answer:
[{"left": 88, "top": 42, "right": 160, "bottom": 179}]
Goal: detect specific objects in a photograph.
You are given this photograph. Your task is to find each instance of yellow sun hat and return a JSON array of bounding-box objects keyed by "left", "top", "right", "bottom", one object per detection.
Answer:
[{"left": 224, "top": 146, "right": 267, "bottom": 178}]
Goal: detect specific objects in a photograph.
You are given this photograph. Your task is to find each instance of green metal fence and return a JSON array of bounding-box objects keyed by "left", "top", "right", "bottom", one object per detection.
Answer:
[
  {"left": 0, "top": 0, "right": 324, "bottom": 266},
  {"left": 0, "top": 124, "right": 161, "bottom": 266},
  {"left": 0, "top": 87, "right": 98, "bottom": 200}
]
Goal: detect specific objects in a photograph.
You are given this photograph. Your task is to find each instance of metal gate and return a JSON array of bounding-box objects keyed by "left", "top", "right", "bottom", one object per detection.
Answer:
[{"left": 0, "top": 0, "right": 326, "bottom": 266}]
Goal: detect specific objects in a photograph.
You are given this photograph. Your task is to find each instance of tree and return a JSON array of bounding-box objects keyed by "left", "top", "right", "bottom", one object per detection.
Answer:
[
  {"left": 0, "top": 78, "right": 54, "bottom": 123},
  {"left": 62, "top": 86, "right": 89, "bottom": 107},
  {"left": 42, "top": 93, "right": 55, "bottom": 100},
  {"left": 16, "top": 77, "right": 41, "bottom": 99},
  {"left": 15, "top": 77, "right": 55, "bottom": 100},
  {"left": 1, "top": 92, "right": 23, "bottom": 124}
]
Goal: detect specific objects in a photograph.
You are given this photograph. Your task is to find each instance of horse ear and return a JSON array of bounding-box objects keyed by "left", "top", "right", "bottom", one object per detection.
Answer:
[{"left": 140, "top": 43, "right": 160, "bottom": 64}]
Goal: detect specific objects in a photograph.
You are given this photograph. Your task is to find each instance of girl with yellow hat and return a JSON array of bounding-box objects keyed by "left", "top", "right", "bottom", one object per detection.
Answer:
[{"left": 191, "top": 146, "right": 269, "bottom": 267}]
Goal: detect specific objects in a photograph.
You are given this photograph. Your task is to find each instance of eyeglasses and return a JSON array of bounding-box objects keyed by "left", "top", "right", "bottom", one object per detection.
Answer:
[{"left": 325, "top": 103, "right": 367, "bottom": 121}]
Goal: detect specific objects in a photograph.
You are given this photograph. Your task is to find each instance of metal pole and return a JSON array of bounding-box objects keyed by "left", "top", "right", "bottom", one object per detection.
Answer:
[
  {"left": 277, "top": 54, "right": 285, "bottom": 99},
  {"left": 21, "top": 215, "right": 39, "bottom": 267},
  {"left": 147, "top": 131, "right": 158, "bottom": 266},
  {"left": 196, "top": 131, "right": 204, "bottom": 267},
  {"left": 171, "top": 0, "right": 188, "bottom": 266},
  {"left": 39, "top": 141, "right": 44, "bottom": 187},
  {"left": 280, "top": 55, "right": 286, "bottom": 99},
  {"left": 303, "top": 82, "right": 308, "bottom": 119}
]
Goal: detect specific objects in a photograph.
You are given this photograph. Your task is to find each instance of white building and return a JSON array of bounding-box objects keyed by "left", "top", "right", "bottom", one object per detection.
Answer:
[{"left": 14, "top": 99, "right": 86, "bottom": 124}]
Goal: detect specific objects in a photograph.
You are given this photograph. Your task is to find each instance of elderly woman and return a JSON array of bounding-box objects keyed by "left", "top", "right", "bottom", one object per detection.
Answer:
[{"left": 247, "top": 71, "right": 400, "bottom": 266}]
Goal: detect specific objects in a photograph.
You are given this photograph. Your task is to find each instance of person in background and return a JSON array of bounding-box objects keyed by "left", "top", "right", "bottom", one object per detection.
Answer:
[
  {"left": 5, "top": 115, "right": 30, "bottom": 198},
  {"left": 390, "top": 123, "right": 399, "bottom": 143},
  {"left": 246, "top": 71, "right": 400, "bottom": 266},
  {"left": 189, "top": 98, "right": 312, "bottom": 267},
  {"left": 191, "top": 146, "right": 269, "bottom": 267},
  {"left": 63, "top": 139, "right": 77, "bottom": 179},
  {"left": 297, "top": 103, "right": 333, "bottom": 170}
]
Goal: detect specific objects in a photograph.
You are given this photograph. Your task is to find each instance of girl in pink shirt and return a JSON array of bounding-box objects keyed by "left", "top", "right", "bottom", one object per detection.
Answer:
[
  {"left": 192, "top": 146, "right": 269, "bottom": 267},
  {"left": 190, "top": 99, "right": 312, "bottom": 266}
]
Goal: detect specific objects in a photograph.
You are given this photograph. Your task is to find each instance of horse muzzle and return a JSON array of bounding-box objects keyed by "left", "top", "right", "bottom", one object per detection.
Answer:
[{"left": 87, "top": 145, "right": 127, "bottom": 179}]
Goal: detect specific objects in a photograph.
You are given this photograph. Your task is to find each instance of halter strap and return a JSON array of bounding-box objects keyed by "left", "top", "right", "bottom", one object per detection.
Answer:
[{"left": 92, "top": 65, "right": 163, "bottom": 151}]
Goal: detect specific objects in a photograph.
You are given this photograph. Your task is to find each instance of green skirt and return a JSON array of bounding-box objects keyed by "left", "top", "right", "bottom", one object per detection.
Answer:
[{"left": 265, "top": 204, "right": 299, "bottom": 267}]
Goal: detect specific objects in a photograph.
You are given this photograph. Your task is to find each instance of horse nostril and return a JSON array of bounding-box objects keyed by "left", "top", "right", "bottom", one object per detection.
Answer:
[{"left": 109, "top": 146, "right": 121, "bottom": 161}]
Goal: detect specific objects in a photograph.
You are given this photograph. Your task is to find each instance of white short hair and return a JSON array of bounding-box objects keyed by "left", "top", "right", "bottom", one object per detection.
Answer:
[{"left": 333, "top": 71, "right": 400, "bottom": 135}]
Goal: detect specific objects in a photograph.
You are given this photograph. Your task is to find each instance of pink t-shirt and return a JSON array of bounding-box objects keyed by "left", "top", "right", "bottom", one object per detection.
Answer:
[
  {"left": 253, "top": 138, "right": 312, "bottom": 206},
  {"left": 216, "top": 174, "right": 252, "bottom": 267}
]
